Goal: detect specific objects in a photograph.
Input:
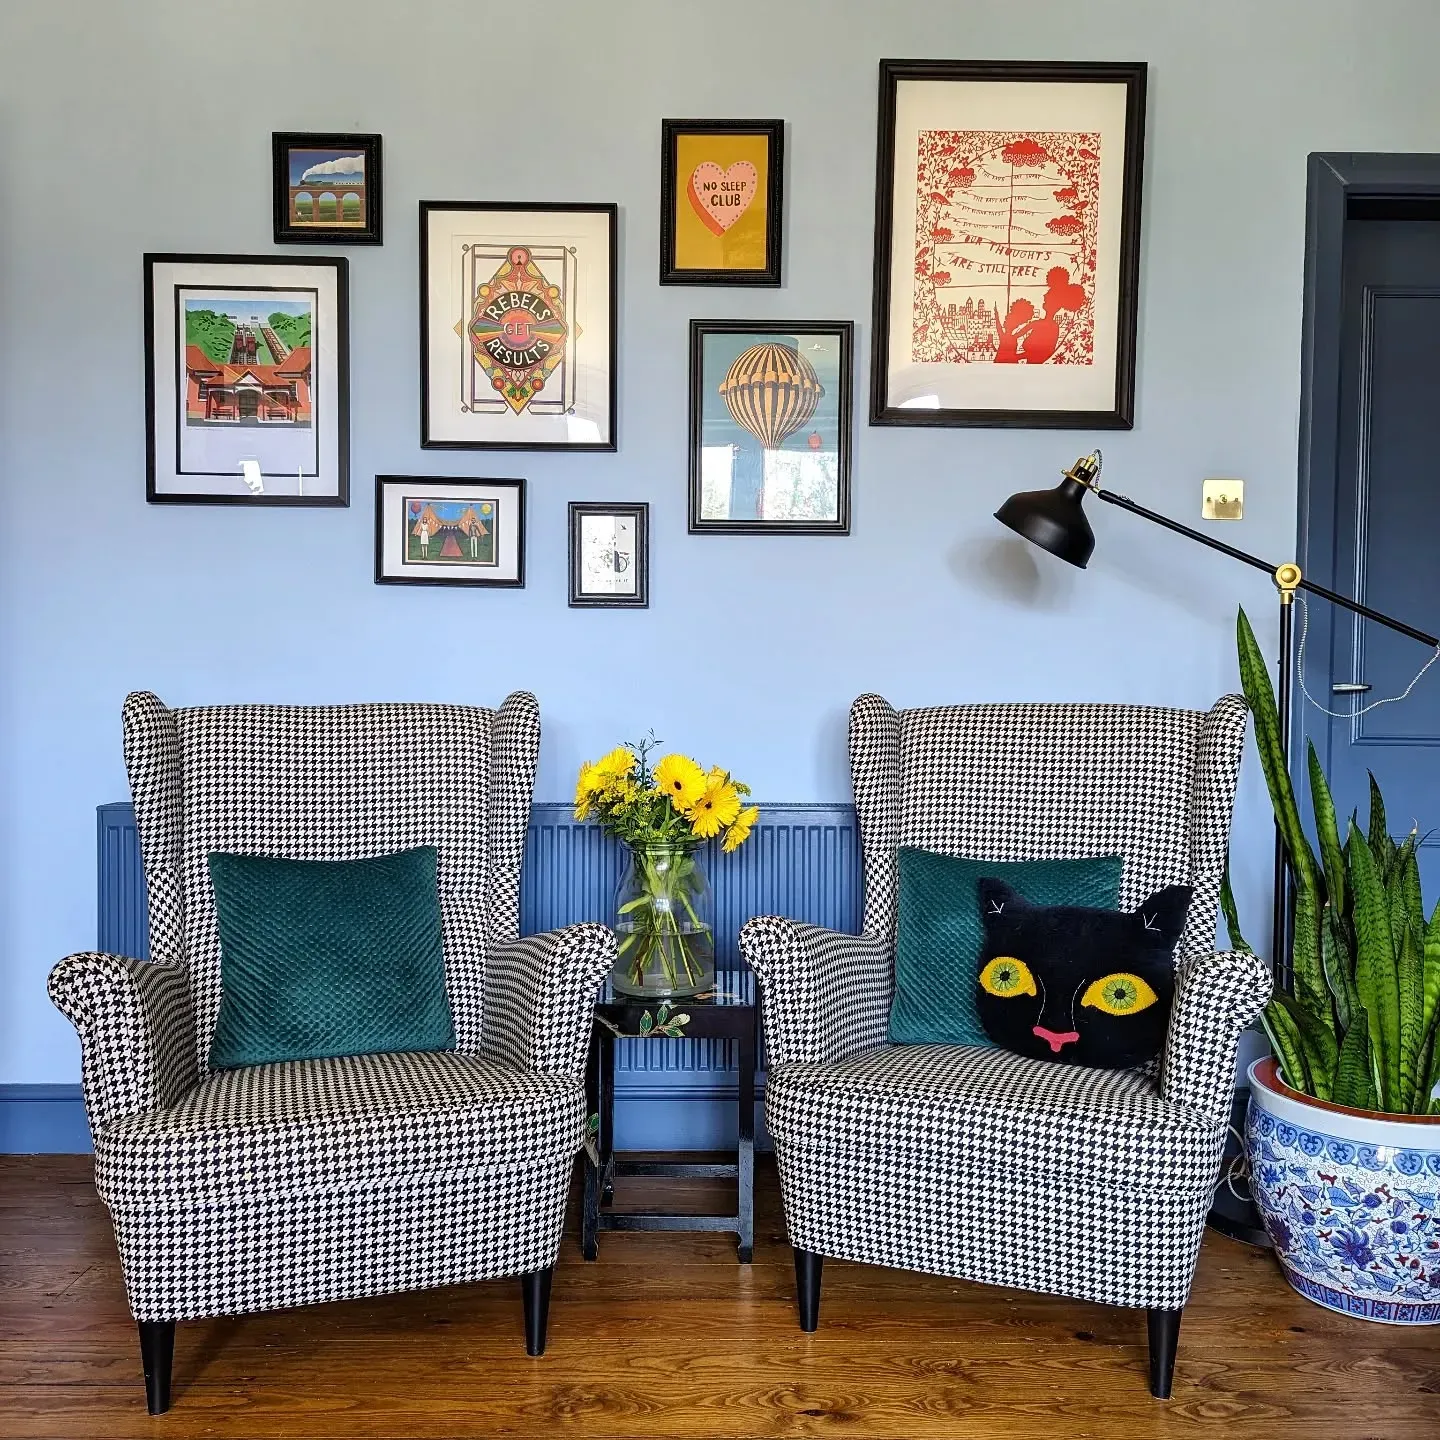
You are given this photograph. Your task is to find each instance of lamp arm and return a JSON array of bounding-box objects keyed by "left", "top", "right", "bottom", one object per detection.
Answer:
[{"left": 1094, "top": 489, "right": 1440, "bottom": 650}]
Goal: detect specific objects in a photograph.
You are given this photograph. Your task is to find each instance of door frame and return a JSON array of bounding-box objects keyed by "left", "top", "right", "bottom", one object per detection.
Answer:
[{"left": 1295, "top": 153, "right": 1440, "bottom": 784}]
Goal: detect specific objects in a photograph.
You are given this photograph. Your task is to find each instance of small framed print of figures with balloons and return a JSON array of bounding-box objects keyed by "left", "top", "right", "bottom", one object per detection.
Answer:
[
  {"left": 661, "top": 120, "right": 784, "bottom": 285},
  {"left": 688, "top": 320, "right": 852, "bottom": 535}
]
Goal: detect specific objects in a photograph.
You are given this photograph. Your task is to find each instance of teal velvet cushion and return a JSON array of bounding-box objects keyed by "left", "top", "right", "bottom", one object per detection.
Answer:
[
  {"left": 888, "top": 848, "right": 1124, "bottom": 1046},
  {"left": 207, "top": 846, "right": 454, "bottom": 1070}
]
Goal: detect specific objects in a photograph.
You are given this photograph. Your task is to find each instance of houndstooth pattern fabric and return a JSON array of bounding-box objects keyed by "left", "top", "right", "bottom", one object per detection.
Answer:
[
  {"left": 49, "top": 689, "right": 597, "bottom": 1326},
  {"left": 747, "top": 692, "right": 1266, "bottom": 1312},
  {"left": 1163, "top": 948, "right": 1272, "bottom": 1119},
  {"left": 739, "top": 919, "right": 892, "bottom": 1069},
  {"left": 94, "top": 1050, "right": 583, "bottom": 1209},
  {"left": 48, "top": 953, "right": 198, "bottom": 1131},
  {"left": 482, "top": 924, "right": 615, "bottom": 1076},
  {"left": 109, "top": 1159, "right": 574, "bottom": 1322}
]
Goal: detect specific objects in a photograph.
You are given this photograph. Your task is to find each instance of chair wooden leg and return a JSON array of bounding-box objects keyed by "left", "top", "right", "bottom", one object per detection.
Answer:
[
  {"left": 794, "top": 1248, "right": 823, "bottom": 1332},
  {"left": 1147, "top": 1307, "right": 1182, "bottom": 1398},
  {"left": 138, "top": 1320, "right": 174, "bottom": 1415},
  {"left": 521, "top": 1267, "right": 553, "bottom": 1357}
]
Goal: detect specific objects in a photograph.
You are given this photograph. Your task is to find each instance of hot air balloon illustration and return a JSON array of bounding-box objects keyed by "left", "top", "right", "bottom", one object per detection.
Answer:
[{"left": 718, "top": 341, "right": 824, "bottom": 450}]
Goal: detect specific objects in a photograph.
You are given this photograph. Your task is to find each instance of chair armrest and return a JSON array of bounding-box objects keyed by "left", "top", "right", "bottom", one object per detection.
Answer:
[
  {"left": 479, "top": 924, "right": 616, "bottom": 1078},
  {"left": 47, "top": 953, "right": 198, "bottom": 1133},
  {"left": 1161, "top": 948, "right": 1273, "bottom": 1122},
  {"left": 739, "top": 917, "right": 893, "bottom": 1069}
]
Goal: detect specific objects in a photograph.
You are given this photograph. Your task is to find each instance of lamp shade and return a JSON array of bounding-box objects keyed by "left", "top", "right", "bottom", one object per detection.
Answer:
[{"left": 994, "top": 475, "right": 1096, "bottom": 569}]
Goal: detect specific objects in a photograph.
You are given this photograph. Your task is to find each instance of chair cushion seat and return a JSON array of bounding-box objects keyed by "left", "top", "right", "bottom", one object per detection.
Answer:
[
  {"left": 767, "top": 1042, "right": 1219, "bottom": 1195},
  {"left": 95, "top": 1050, "right": 583, "bottom": 1211}
]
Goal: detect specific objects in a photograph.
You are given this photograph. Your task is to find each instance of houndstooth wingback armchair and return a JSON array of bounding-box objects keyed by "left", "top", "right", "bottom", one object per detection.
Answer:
[
  {"left": 49, "top": 691, "right": 615, "bottom": 1414},
  {"left": 740, "top": 694, "right": 1271, "bottom": 1399}
]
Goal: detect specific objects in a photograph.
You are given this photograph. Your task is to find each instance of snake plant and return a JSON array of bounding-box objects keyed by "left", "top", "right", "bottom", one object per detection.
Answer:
[{"left": 1225, "top": 606, "right": 1440, "bottom": 1115}]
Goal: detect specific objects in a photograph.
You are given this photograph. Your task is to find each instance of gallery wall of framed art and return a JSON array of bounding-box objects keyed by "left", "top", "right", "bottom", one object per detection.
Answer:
[{"left": 134, "top": 56, "right": 1150, "bottom": 594}]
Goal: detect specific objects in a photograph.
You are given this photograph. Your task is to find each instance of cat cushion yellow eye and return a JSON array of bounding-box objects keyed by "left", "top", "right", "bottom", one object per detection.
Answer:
[
  {"left": 978, "top": 956, "right": 1037, "bottom": 998},
  {"left": 1080, "top": 972, "right": 1158, "bottom": 1015}
]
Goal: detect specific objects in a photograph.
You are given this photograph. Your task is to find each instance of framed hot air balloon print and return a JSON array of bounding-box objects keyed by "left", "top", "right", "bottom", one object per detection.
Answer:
[
  {"left": 373, "top": 475, "right": 525, "bottom": 587},
  {"left": 420, "top": 202, "right": 617, "bottom": 450},
  {"left": 661, "top": 119, "right": 784, "bottom": 286},
  {"left": 688, "top": 320, "right": 853, "bottom": 534},
  {"left": 870, "top": 60, "right": 1146, "bottom": 429}
]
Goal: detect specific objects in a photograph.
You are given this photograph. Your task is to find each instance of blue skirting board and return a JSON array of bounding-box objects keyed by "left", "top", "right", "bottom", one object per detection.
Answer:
[{"left": 2, "top": 801, "right": 860, "bottom": 1153}]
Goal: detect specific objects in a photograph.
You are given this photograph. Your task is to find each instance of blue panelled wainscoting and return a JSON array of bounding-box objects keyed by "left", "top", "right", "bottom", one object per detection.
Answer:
[{"left": 0, "top": 802, "right": 860, "bottom": 1152}]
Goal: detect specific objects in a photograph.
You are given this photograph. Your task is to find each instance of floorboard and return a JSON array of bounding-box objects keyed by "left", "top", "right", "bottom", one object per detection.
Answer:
[{"left": 1, "top": 1155, "right": 1434, "bottom": 1439}]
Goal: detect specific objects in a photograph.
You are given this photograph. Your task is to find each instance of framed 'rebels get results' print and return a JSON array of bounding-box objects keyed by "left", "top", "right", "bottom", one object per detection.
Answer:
[
  {"left": 689, "top": 320, "right": 852, "bottom": 534},
  {"left": 420, "top": 202, "right": 616, "bottom": 451},
  {"left": 373, "top": 475, "right": 525, "bottom": 587},
  {"left": 661, "top": 119, "right": 784, "bottom": 285},
  {"left": 144, "top": 254, "right": 349, "bottom": 505},
  {"left": 871, "top": 60, "right": 1146, "bottom": 429}
]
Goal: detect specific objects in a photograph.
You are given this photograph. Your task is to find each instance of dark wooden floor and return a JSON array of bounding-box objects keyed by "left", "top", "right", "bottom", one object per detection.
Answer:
[{"left": 2, "top": 1156, "right": 1436, "bottom": 1439}]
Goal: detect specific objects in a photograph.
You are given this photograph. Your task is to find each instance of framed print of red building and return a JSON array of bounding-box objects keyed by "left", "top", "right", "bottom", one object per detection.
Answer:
[
  {"left": 871, "top": 60, "right": 1146, "bottom": 429},
  {"left": 144, "top": 255, "right": 349, "bottom": 506}
]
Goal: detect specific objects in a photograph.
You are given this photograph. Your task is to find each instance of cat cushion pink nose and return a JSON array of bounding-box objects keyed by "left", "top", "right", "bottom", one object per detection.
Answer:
[{"left": 1033, "top": 1026, "right": 1080, "bottom": 1053}]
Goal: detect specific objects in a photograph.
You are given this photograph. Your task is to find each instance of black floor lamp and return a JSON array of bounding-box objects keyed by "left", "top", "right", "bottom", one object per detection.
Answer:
[{"left": 994, "top": 450, "right": 1440, "bottom": 1241}]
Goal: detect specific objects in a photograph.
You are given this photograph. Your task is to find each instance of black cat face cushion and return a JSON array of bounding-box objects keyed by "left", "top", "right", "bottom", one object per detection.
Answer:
[{"left": 974, "top": 878, "right": 1193, "bottom": 1069}]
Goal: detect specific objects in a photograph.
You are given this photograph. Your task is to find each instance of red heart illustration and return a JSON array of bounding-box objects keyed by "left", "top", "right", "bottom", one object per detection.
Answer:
[{"left": 687, "top": 161, "right": 758, "bottom": 236}]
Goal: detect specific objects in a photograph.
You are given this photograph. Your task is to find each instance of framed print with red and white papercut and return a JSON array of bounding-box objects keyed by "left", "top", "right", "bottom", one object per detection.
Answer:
[{"left": 871, "top": 60, "right": 1146, "bottom": 429}]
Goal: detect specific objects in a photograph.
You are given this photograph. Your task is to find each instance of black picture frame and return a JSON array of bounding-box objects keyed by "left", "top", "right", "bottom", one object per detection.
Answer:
[
  {"left": 568, "top": 502, "right": 649, "bottom": 608},
  {"left": 660, "top": 119, "right": 784, "bottom": 286},
  {"left": 272, "top": 132, "right": 382, "bottom": 245},
  {"left": 870, "top": 59, "right": 1147, "bottom": 430},
  {"left": 144, "top": 252, "right": 349, "bottom": 506},
  {"left": 373, "top": 474, "right": 526, "bottom": 588},
  {"left": 419, "top": 201, "right": 618, "bottom": 451},
  {"left": 688, "top": 319, "right": 853, "bottom": 535}
]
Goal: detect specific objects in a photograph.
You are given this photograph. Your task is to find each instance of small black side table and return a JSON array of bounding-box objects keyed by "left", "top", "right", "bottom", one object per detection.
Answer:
[{"left": 582, "top": 968, "right": 757, "bottom": 1263}]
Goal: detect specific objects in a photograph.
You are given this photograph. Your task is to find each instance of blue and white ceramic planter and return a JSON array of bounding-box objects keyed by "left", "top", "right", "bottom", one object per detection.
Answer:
[{"left": 1246, "top": 1057, "right": 1440, "bottom": 1324}]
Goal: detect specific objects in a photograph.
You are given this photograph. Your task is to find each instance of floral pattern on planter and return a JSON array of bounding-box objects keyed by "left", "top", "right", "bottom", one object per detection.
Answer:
[{"left": 1246, "top": 1103, "right": 1440, "bottom": 1324}]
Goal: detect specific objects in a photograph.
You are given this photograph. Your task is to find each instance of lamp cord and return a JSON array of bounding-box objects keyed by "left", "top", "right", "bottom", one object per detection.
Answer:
[{"left": 1295, "top": 592, "right": 1440, "bottom": 718}]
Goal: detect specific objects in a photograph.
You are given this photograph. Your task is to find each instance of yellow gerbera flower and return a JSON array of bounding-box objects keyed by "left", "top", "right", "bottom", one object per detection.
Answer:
[
  {"left": 688, "top": 780, "right": 741, "bottom": 839},
  {"left": 654, "top": 753, "right": 707, "bottom": 810},
  {"left": 574, "top": 760, "right": 608, "bottom": 820},
  {"left": 595, "top": 746, "right": 637, "bottom": 781},
  {"left": 722, "top": 805, "right": 759, "bottom": 852}
]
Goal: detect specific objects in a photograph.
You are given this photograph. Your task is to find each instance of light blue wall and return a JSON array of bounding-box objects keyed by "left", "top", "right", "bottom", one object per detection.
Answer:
[{"left": 4, "top": 0, "right": 1440, "bottom": 1085}]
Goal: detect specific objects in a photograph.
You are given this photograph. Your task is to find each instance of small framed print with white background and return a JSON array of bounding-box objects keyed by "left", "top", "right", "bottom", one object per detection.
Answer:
[
  {"left": 568, "top": 502, "right": 648, "bottom": 608},
  {"left": 374, "top": 475, "right": 525, "bottom": 588}
]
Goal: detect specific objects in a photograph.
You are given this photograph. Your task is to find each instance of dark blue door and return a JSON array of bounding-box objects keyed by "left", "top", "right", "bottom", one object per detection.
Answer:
[{"left": 1306, "top": 217, "right": 1440, "bottom": 892}]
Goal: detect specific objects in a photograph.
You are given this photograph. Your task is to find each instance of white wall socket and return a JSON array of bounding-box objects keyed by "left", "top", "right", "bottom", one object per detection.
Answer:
[{"left": 1202, "top": 477, "right": 1244, "bottom": 520}]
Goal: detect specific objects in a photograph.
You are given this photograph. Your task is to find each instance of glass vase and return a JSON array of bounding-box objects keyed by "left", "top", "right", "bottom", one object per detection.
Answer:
[{"left": 612, "top": 840, "right": 715, "bottom": 999}]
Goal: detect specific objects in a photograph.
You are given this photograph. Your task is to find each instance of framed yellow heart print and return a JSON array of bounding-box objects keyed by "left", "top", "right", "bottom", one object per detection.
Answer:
[{"left": 660, "top": 119, "right": 784, "bottom": 286}]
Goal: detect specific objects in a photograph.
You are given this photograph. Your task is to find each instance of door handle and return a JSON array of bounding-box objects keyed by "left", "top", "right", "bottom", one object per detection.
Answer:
[{"left": 1332, "top": 682, "right": 1372, "bottom": 694}]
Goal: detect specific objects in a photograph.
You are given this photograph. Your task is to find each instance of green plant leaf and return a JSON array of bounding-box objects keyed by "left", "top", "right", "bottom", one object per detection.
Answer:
[
  {"left": 1308, "top": 741, "right": 1346, "bottom": 919},
  {"left": 1291, "top": 876, "right": 1332, "bottom": 1025},
  {"left": 1261, "top": 998, "right": 1311, "bottom": 1094},
  {"left": 1236, "top": 608, "right": 1319, "bottom": 893},
  {"left": 1220, "top": 862, "right": 1253, "bottom": 953},
  {"left": 1332, "top": 1014, "right": 1377, "bottom": 1110},
  {"left": 1369, "top": 773, "right": 1398, "bottom": 881},
  {"left": 1423, "top": 900, "right": 1440, "bottom": 1042},
  {"left": 1321, "top": 903, "right": 1357, "bottom": 1035},
  {"left": 639, "top": 1010, "right": 654, "bottom": 1036},
  {"left": 1271, "top": 989, "right": 1338, "bottom": 1101},
  {"left": 1398, "top": 919, "right": 1425, "bottom": 1111},
  {"left": 1349, "top": 818, "right": 1401, "bottom": 1109}
]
